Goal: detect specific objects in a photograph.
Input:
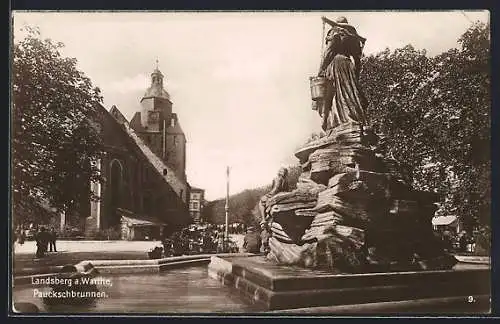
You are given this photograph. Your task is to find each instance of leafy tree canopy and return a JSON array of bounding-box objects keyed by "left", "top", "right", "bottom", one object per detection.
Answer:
[
  {"left": 360, "top": 21, "right": 490, "bottom": 231},
  {"left": 12, "top": 26, "right": 105, "bottom": 222}
]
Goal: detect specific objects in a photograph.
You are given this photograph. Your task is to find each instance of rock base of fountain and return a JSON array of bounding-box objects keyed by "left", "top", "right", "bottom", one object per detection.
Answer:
[
  {"left": 208, "top": 255, "right": 490, "bottom": 311},
  {"left": 260, "top": 122, "right": 459, "bottom": 273}
]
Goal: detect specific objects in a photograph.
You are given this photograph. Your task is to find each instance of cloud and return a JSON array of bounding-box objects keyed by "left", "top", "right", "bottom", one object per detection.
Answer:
[
  {"left": 106, "top": 73, "right": 150, "bottom": 94},
  {"left": 211, "top": 58, "right": 275, "bottom": 82}
]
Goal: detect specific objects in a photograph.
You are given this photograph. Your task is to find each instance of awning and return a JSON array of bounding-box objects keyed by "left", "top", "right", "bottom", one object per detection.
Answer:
[
  {"left": 121, "top": 215, "right": 167, "bottom": 227},
  {"left": 118, "top": 208, "right": 167, "bottom": 228},
  {"left": 432, "top": 215, "right": 458, "bottom": 226}
]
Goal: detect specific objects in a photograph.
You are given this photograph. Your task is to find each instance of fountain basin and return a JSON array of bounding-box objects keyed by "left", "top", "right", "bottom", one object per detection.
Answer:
[{"left": 208, "top": 255, "right": 491, "bottom": 312}]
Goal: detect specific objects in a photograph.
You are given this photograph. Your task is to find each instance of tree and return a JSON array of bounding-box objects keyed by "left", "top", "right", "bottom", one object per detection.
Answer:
[
  {"left": 12, "top": 26, "right": 104, "bottom": 222},
  {"left": 426, "top": 22, "right": 490, "bottom": 230},
  {"left": 360, "top": 21, "right": 490, "bottom": 233},
  {"left": 201, "top": 165, "right": 302, "bottom": 225},
  {"left": 202, "top": 187, "right": 269, "bottom": 225}
]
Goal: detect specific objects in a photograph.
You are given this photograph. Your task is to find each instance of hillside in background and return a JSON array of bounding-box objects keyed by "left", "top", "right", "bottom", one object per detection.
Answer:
[{"left": 202, "top": 165, "right": 301, "bottom": 225}]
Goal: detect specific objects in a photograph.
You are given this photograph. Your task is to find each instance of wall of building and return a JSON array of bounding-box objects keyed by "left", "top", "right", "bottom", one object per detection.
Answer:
[
  {"left": 165, "top": 133, "right": 186, "bottom": 180},
  {"left": 189, "top": 189, "right": 204, "bottom": 224}
]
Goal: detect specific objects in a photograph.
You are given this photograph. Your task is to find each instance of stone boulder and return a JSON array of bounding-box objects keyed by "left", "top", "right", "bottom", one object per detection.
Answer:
[
  {"left": 301, "top": 211, "right": 344, "bottom": 242},
  {"left": 309, "top": 147, "right": 376, "bottom": 184},
  {"left": 306, "top": 225, "right": 367, "bottom": 273},
  {"left": 267, "top": 237, "right": 317, "bottom": 266}
]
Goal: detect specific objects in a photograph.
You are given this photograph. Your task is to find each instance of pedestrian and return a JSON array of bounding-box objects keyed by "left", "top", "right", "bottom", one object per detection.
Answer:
[
  {"left": 13, "top": 228, "right": 18, "bottom": 246},
  {"left": 35, "top": 227, "right": 49, "bottom": 258},
  {"left": 202, "top": 231, "right": 211, "bottom": 253},
  {"left": 459, "top": 231, "right": 471, "bottom": 253},
  {"left": 216, "top": 231, "right": 225, "bottom": 253},
  {"left": 441, "top": 229, "right": 453, "bottom": 252},
  {"left": 49, "top": 227, "right": 58, "bottom": 252},
  {"left": 18, "top": 228, "right": 26, "bottom": 245},
  {"left": 180, "top": 230, "right": 190, "bottom": 255},
  {"left": 171, "top": 232, "right": 182, "bottom": 256},
  {"left": 243, "top": 226, "right": 261, "bottom": 254}
]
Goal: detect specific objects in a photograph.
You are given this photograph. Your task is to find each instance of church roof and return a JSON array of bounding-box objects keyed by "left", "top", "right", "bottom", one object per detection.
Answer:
[
  {"left": 167, "top": 119, "right": 185, "bottom": 135},
  {"left": 110, "top": 105, "right": 128, "bottom": 124},
  {"left": 142, "top": 86, "right": 171, "bottom": 100}
]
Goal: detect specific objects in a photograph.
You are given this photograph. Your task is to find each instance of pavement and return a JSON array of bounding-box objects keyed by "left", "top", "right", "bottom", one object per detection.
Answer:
[
  {"left": 14, "top": 235, "right": 245, "bottom": 255},
  {"left": 12, "top": 235, "right": 246, "bottom": 277},
  {"left": 13, "top": 240, "right": 163, "bottom": 254},
  {"left": 454, "top": 254, "right": 490, "bottom": 264}
]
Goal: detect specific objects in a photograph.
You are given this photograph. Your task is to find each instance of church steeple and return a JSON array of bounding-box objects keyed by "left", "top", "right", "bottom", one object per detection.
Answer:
[
  {"left": 130, "top": 63, "right": 187, "bottom": 181},
  {"left": 142, "top": 60, "right": 170, "bottom": 101},
  {"left": 151, "top": 59, "right": 163, "bottom": 87}
]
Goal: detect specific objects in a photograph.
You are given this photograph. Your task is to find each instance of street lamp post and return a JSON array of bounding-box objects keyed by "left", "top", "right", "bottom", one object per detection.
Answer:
[{"left": 225, "top": 166, "right": 230, "bottom": 250}]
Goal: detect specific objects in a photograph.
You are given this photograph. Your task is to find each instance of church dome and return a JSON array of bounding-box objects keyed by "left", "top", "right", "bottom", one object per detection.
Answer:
[
  {"left": 142, "top": 67, "right": 170, "bottom": 100},
  {"left": 143, "top": 86, "right": 170, "bottom": 100}
]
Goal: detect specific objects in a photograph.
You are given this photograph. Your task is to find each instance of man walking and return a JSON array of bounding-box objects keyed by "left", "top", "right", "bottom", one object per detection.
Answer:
[
  {"left": 216, "top": 231, "right": 225, "bottom": 253},
  {"left": 35, "top": 227, "right": 49, "bottom": 258},
  {"left": 49, "top": 227, "right": 57, "bottom": 252}
]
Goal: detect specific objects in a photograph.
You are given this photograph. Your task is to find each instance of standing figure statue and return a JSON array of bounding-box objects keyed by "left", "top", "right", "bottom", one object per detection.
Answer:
[
  {"left": 258, "top": 167, "right": 289, "bottom": 223},
  {"left": 316, "top": 16, "right": 368, "bottom": 131}
]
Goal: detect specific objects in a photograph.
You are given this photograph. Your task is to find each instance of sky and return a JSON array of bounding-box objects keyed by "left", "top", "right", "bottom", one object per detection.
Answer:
[{"left": 12, "top": 10, "right": 489, "bottom": 200}]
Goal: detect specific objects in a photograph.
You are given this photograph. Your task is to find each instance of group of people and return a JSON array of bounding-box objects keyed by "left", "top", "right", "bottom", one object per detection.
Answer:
[
  {"left": 34, "top": 227, "right": 58, "bottom": 258},
  {"left": 160, "top": 227, "right": 237, "bottom": 257},
  {"left": 13, "top": 225, "right": 58, "bottom": 258},
  {"left": 159, "top": 224, "right": 270, "bottom": 258},
  {"left": 439, "top": 229, "right": 474, "bottom": 253}
]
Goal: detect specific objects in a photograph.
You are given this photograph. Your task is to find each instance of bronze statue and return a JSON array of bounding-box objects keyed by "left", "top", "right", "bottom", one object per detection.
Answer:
[
  {"left": 258, "top": 167, "right": 289, "bottom": 222},
  {"left": 317, "top": 16, "right": 368, "bottom": 131}
]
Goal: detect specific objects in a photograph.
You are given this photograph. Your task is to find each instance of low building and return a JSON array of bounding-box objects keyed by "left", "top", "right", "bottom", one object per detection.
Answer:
[
  {"left": 432, "top": 215, "right": 462, "bottom": 234},
  {"left": 118, "top": 208, "right": 168, "bottom": 240}
]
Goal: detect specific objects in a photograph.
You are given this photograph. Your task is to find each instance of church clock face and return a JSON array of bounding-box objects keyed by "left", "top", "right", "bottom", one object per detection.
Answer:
[{"left": 148, "top": 111, "right": 160, "bottom": 123}]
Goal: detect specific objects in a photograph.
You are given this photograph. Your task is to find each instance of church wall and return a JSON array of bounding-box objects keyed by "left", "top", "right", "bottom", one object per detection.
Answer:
[
  {"left": 165, "top": 134, "right": 186, "bottom": 180},
  {"left": 140, "top": 98, "right": 155, "bottom": 128},
  {"left": 154, "top": 97, "right": 172, "bottom": 118},
  {"left": 82, "top": 104, "right": 190, "bottom": 237}
]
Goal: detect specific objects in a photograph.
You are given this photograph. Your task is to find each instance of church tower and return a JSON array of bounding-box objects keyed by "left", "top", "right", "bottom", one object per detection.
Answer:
[{"left": 130, "top": 63, "right": 187, "bottom": 180}]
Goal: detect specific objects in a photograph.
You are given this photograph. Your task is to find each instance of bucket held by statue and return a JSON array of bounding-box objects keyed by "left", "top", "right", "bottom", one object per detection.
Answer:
[{"left": 309, "top": 76, "right": 327, "bottom": 102}]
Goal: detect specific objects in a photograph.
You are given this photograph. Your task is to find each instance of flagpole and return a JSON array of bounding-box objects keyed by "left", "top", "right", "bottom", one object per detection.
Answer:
[{"left": 225, "top": 166, "right": 230, "bottom": 247}]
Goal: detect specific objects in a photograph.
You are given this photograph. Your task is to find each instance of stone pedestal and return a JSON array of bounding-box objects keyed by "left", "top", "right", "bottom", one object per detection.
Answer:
[
  {"left": 208, "top": 255, "right": 490, "bottom": 311},
  {"left": 84, "top": 216, "right": 99, "bottom": 237},
  {"left": 59, "top": 211, "right": 66, "bottom": 232}
]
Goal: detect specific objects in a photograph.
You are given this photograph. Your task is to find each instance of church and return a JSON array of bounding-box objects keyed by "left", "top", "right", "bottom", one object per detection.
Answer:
[{"left": 65, "top": 66, "right": 193, "bottom": 240}]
